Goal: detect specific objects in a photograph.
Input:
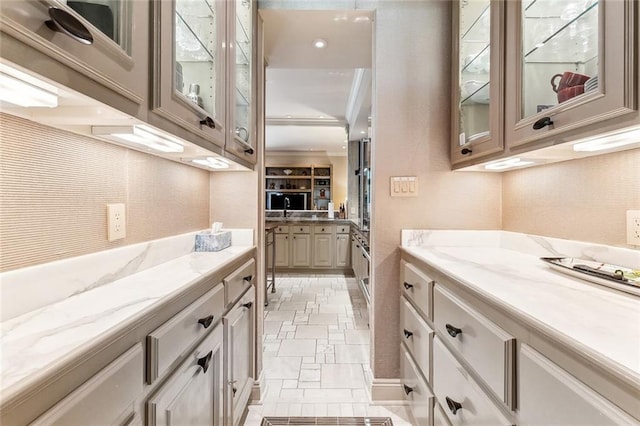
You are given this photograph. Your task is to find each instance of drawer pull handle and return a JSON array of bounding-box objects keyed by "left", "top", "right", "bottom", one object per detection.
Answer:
[
  {"left": 403, "top": 282, "right": 414, "bottom": 290},
  {"left": 198, "top": 315, "right": 214, "bottom": 329},
  {"left": 45, "top": 7, "right": 94, "bottom": 45},
  {"left": 445, "top": 396, "right": 462, "bottom": 415},
  {"left": 445, "top": 324, "right": 462, "bottom": 338},
  {"left": 242, "top": 301, "right": 253, "bottom": 309},
  {"left": 243, "top": 275, "right": 253, "bottom": 282},
  {"left": 403, "top": 329, "right": 413, "bottom": 339},
  {"left": 403, "top": 384, "right": 414, "bottom": 395},
  {"left": 197, "top": 351, "right": 213, "bottom": 374},
  {"left": 461, "top": 147, "right": 472, "bottom": 155},
  {"left": 232, "top": 386, "right": 238, "bottom": 396},
  {"left": 199, "top": 116, "right": 216, "bottom": 128},
  {"left": 532, "top": 116, "right": 553, "bottom": 130}
]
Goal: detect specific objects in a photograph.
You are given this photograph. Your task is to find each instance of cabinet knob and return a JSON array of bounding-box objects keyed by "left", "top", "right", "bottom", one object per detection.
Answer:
[
  {"left": 197, "top": 314, "right": 214, "bottom": 329},
  {"left": 232, "top": 386, "right": 238, "bottom": 396},
  {"left": 461, "top": 147, "right": 473, "bottom": 155},
  {"left": 243, "top": 275, "right": 253, "bottom": 283},
  {"left": 321, "top": 228, "right": 325, "bottom": 231},
  {"left": 403, "top": 384, "right": 414, "bottom": 395},
  {"left": 445, "top": 323, "right": 462, "bottom": 338},
  {"left": 45, "top": 7, "right": 94, "bottom": 45},
  {"left": 199, "top": 117, "right": 216, "bottom": 128},
  {"left": 532, "top": 116, "right": 554, "bottom": 130},
  {"left": 242, "top": 301, "right": 253, "bottom": 309},
  {"left": 244, "top": 147, "right": 254, "bottom": 155},
  {"left": 403, "top": 282, "right": 414, "bottom": 290},
  {"left": 403, "top": 329, "right": 413, "bottom": 339},
  {"left": 445, "top": 396, "right": 463, "bottom": 415},
  {"left": 197, "top": 350, "right": 213, "bottom": 374}
]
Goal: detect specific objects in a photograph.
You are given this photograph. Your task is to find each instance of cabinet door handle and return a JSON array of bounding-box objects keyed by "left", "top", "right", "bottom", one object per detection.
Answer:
[
  {"left": 244, "top": 147, "right": 254, "bottom": 155},
  {"left": 197, "top": 314, "right": 214, "bottom": 329},
  {"left": 45, "top": 7, "right": 94, "bottom": 45},
  {"left": 445, "top": 396, "right": 463, "bottom": 415},
  {"left": 243, "top": 275, "right": 253, "bottom": 282},
  {"left": 199, "top": 116, "right": 216, "bottom": 128},
  {"left": 197, "top": 350, "right": 213, "bottom": 374},
  {"left": 403, "top": 384, "right": 414, "bottom": 395},
  {"left": 232, "top": 386, "right": 238, "bottom": 396},
  {"left": 403, "top": 329, "right": 413, "bottom": 339},
  {"left": 532, "top": 116, "right": 553, "bottom": 130},
  {"left": 403, "top": 282, "right": 414, "bottom": 290},
  {"left": 242, "top": 301, "right": 253, "bottom": 309},
  {"left": 461, "top": 147, "right": 472, "bottom": 155},
  {"left": 321, "top": 228, "right": 325, "bottom": 231},
  {"left": 445, "top": 323, "right": 462, "bottom": 338}
]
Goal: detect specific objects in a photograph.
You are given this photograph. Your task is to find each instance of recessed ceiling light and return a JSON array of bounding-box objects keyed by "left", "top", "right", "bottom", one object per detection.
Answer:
[
  {"left": 360, "top": 130, "right": 366, "bottom": 134},
  {"left": 286, "top": 115, "right": 292, "bottom": 118},
  {"left": 313, "top": 39, "right": 327, "bottom": 49}
]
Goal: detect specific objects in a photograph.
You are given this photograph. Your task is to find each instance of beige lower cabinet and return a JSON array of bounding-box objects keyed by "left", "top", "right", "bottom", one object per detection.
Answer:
[
  {"left": 335, "top": 233, "right": 350, "bottom": 268},
  {"left": 401, "top": 345, "right": 434, "bottom": 425},
  {"left": 32, "top": 344, "right": 144, "bottom": 426},
  {"left": 274, "top": 233, "right": 290, "bottom": 267},
  {"left": 291, "top": 228, "right": 312, "bottom": 268},
  {"left": 313, "top": 232, "right": 333, "bottom": 268},
  {"left": 518, "top": 345, "right": 637, "bottom": 425},
  {"left": 147, "top": 324, "right": 225, "bottom": 426},
  {"left": 224, "top": 287, "right": 255, "bottom": 426}
]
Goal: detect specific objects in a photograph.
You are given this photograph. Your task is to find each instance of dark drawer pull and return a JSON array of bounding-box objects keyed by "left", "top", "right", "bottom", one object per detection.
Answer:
[
  {"left": 199, "top": 116, "right": 215, "bottom": 128},
  {"left": 232, "top": 386, "right": 238, "bottom": 396},
  {"left": 244, "top": 147, "right": 254, "bottom": 155},
  {"left": 242, "top": 301, "right": 253, "bottom": 309},
  {"left": 532, "top": 116, "right": 553, "bottom": 130},
  {"left": 197, "top": 351, "right": 213, "bottom": 374},
  {"left": 446, "top": 324, "right": 462, "bottom": 338},
  {"left": 403, "top": 282, "right": 414, "bottom": 290},
  {"left": 445, "top": 396, "right": 462, "bottom": 415},
  {"left": 243, "top": 275, "right": 253, "bottom": 282},
  {"left": 403, "top": 329, "right": 413, "bottom": 339},
  {"left": 461, "top": 147, "right": 472, "bottom": 155},
  {"left": 197, "top": 315, "right": 214, "bottom": 329},
  {"left": 403, "top": 384, "right": 414, "bottom": 395},
  {"left": 45, "top": 7, "right": 94, "bottom": 45}
]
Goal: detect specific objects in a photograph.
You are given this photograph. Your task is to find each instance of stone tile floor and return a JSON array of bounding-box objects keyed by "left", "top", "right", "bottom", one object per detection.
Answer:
[{"left": 243, "top": 274, "right": 413, "bottom": 425}]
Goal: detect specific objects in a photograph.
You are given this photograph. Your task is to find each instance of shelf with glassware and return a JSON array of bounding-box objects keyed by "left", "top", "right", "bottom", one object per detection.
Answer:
[
  {"left": 150, "top": 0, "right": 227, "bottom": 151},
  {"left": 451, "top": 0, "right": 504, "bottom": 165},
  {"left": 504, "top": 0, "right": 637, "bottom": 150},
  {"left": 265, "top": 166, "right": 332, "bottom": 210}
]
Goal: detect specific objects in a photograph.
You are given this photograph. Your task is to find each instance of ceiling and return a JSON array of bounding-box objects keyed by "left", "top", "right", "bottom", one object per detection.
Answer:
[{"left": 260, "top": 9, "right": 373, "bottom": 156}]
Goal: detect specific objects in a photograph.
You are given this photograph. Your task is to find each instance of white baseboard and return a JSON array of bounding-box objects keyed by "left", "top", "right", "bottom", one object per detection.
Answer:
[
  {"left": 249, "top": 370, "right": 265, "bottom": 404},
  {"left": 369, "top": 378, "right": 406, "bottom": 405}
]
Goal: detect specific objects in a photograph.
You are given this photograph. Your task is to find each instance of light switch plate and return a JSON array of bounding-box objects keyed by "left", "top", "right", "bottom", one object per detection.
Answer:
[
  {"left": 107, "top": 203, "right": 126, "bottom": 241},
  {"left": 390, "top": 176, "right": 418, "bottom": 197}
]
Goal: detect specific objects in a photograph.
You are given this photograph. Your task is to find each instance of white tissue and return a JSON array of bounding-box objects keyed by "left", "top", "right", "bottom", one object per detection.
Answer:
[{"left": 212, "top": 222, "right": 223, "bottom": 233}]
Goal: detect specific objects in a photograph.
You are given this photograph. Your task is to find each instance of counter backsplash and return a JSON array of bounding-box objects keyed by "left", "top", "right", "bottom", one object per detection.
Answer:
[{"left": 0, "top": 229, "right": 253, "bottom": 322}]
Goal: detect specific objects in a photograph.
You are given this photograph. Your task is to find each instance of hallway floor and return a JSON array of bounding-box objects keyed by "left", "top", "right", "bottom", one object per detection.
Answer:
[{"left": 243, "top": 273, "right": 413, "bottom": 425}]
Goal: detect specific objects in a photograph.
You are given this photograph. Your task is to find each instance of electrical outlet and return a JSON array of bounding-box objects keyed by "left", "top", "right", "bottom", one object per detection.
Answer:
[
  {"left": 627, "top": 210, "right": 640, "bottom": 246},
  {"left": 107, "top": 203, "right": 126, "bottom": 242}
]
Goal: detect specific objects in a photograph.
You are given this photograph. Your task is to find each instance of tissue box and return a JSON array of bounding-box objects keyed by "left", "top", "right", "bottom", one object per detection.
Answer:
[{"left": 195, "top": 231, "right": 232, "bottom": 252}]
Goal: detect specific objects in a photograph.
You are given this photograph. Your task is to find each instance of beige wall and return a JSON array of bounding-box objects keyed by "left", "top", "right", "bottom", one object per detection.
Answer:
[
  {"left": 0, "top": 113, "right": 210, "bottom": 272},
  {"left": 370, "top": 0, "right": 502, "bottom": 380},
  {"left": 266, "top": 152, "right": 348, "bottom": 206},
  {"left": 503, "top": 148, "right": 640, "bottom": 247}
]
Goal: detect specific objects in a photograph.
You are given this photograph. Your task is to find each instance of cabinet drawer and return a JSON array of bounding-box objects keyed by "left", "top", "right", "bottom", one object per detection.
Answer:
[
  {"left": 313, "top": 225, "right": 333, "bottom": 234},
  {"left": 519, "top": 344, "right": 637, "bottom": 425},
  {"left": 275, "top": 226, "right": 289, "bottom": 234},
  {"left": 292, "top": 225, "right": 310, "bottom": 234},
  {"left": 434, "top": 285, "right": 515, "bottom": 407},
  {"left": 147, "top": 284, "right": 225, "bottom": 384},
  {"left": 400, "top": 296, "right": 433, "bottom": 383},
  {"left": 401, "top": 262, "right": 434, "bottom": 321},
  {"left": 401, "top": 345, "right": 434, "bottom": 426},
  {"left": 336, "top": 225, "right": 350, "bottom": 234},
  {"left": 433, "top": 337, "right": 511, "bottom": 425},
  {"left": 224, "top": 259, "right": 255, "bottom": 306},
  {"left": 32, "top": 344, "right": 143, "bottom": 426}
]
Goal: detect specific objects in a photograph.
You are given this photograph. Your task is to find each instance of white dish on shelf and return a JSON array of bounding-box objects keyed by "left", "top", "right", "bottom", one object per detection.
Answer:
[{"left": 283, "top": 169, "right": 293, "bottom": 175}]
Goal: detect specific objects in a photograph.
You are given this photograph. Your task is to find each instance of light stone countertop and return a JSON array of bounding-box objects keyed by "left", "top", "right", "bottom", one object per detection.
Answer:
[
  {"left": 401, "top": 230, "right": 640, "bottom": 385},
  {"left": 0, "top": 232, "right": 254, "bottom": 403}
]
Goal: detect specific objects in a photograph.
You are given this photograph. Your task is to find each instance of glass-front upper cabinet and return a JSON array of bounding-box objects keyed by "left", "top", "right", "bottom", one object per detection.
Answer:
[
  {"left": 226, "top": 0, "right": 256, "bottom": 163},
  {"left": 505, "top": 0, "right": 637, "bottom": 148},
  {"left": 451, "top": 0, "right": 505, "bottom": 165},
  {"left": 0, "top": 0, "right": 148, "bottom": 112},
  {"left": 151, "top": 0, "right": 226, "bottom": 148}
]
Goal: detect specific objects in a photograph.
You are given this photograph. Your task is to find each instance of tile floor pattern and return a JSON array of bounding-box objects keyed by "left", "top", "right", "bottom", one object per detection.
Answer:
[{"left": 243, "top": 274, "right": 414, "bottom": 426}]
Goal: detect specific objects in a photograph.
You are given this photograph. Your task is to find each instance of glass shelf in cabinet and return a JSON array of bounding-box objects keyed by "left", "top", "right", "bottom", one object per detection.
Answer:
[
  {"left": 236, "top": 40, "right": 250, "bottom": 66},
  {"left": 461, "top": 3, "right": 490, "bottom": 44},
  {"left": 523, "top": 1, "right": 598, "bottom": 64},
  {"left": 175, "top": 12, "right": 216, "bottom": 62}
]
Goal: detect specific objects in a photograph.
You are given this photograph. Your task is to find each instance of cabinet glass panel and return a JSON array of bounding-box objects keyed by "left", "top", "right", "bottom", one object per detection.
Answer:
[
  {"left": 458, "top": 0, "right": 491, "bottom": 145},
  {"left": 174, "top": 0, "right": 220, "bottom": 120},
  {"left": 234, "top": 0, "right": 252, "bottom": 144},
  {"left": 65, "top": 0, "right": 125, "bottom": 47},
  {"left": 521, "top": 0, "right": 599, "bottom": 118}
]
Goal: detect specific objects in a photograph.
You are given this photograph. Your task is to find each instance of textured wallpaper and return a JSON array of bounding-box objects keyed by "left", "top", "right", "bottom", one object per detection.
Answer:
[
  {"left": 0, "top": 113, "right": 210, "bottom": 272},
  {"left": 503, "top": 148, "right": 640, "bottom": 247}
]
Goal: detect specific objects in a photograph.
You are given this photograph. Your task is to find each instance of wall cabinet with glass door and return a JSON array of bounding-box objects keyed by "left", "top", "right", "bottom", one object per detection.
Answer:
[
  {"left": 149, "top": 0, "right": 227, "bottom": 150},
  {"left": 451, "top": 0, "right": 505, "bottom": 165},
  {"left": 0, "top": 0, "right": 149, "bottom": 117},
  {"left": 225, "top": 0, "right": 257, "bottom": 165},
  {"left": 504, "top": 0, "right": 637, "bottom": 149}
]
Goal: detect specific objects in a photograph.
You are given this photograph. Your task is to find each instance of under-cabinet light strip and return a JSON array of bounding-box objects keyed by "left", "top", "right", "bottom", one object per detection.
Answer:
[
  {"left": 484, "top": 158, "right": 534, "bottom": 171},
  {"left": 572, "top": 128, "right": 640, "bottom": 152},
  {"left": 0, "top": 70, "right": 58, "bottom": 108},
  {"left": 91, "top": 125, "right": 184, "bottom": 153}
]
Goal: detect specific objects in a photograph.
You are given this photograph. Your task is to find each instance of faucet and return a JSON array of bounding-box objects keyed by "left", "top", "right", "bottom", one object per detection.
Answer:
[{"left": 284, "top": 197, "right": 290, "bottom": 218}]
